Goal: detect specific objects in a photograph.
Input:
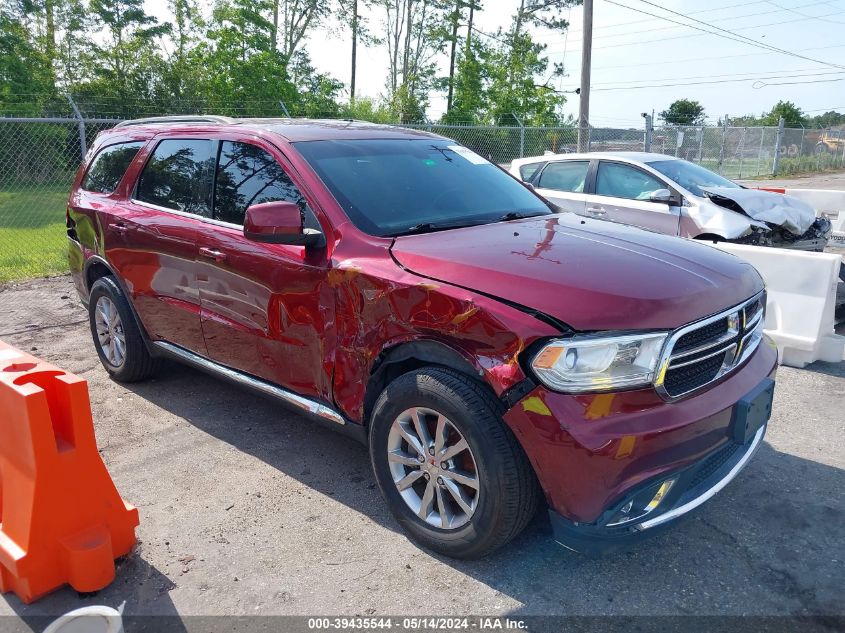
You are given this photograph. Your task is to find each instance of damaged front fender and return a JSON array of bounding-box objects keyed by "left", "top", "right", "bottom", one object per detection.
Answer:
[{"left": 680, "top": 199, "right": 764, "bottom": 240}]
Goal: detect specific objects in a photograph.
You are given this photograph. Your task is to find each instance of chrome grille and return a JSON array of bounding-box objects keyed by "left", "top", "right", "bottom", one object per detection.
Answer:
[{"left": 656, "top": 292, "right": 765, "bottom": 400}]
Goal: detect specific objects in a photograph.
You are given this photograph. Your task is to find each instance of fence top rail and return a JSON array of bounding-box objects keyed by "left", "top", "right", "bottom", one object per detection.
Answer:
[{"left": 0, "top": 116, "right": 124, "bottom": 124}]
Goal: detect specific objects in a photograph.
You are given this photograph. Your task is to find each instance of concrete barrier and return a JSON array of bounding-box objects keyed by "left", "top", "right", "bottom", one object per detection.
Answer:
[{"left": 708, "top": 242, "right": 844, "bottom": 368}]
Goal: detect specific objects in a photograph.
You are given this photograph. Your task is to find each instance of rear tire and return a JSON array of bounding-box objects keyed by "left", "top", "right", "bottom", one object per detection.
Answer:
[
  {"left": 88, "top": 276, "right": 157, "bottom": 382},
  {"left": 369, "top": 367, "right": 540, "bottom": 559}
]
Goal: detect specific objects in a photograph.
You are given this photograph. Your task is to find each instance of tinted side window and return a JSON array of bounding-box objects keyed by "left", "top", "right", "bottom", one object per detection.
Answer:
[
  {"left": 518, "top": 162, "right": 544, "bottom": 181},
  {"left": 596, "top": 162, "right": 664, "bottom": 201},
  {"left": 81, "top": 142, "right": 144, "bottom": 193},
  {"left": 135, "top": 139, "right": 214, "bottom": 216},
  {"left": 538, "top": 161, "right": 589, "bottom": 193},
  {"left": 214, "top": 141, "right": 306, "bottom": 225}
]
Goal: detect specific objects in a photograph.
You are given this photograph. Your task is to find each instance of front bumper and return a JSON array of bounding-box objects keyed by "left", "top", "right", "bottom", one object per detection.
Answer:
[
  {"left": 548, "top": 421, "right": 766, "bottom": 555},
  {"left": 503, "top": 338, "right": 778, "bottom": 553}
]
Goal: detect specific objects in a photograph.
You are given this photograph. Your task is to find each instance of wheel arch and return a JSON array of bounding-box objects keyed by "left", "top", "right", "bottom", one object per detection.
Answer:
[
  {"left": 362, "top": 340, "right": 492, "bottom": 426},
  {"left": 83, "top": 256, "right": 154, "bottom": 354},
  {"left": 84, "top": 256, "right": 115, "bottom": 294},
  {"left": 693, "top": 233, "right": 726, "bottom": 243}
]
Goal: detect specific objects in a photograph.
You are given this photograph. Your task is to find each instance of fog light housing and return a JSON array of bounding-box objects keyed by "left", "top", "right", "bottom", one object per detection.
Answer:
[{"left": 606, "top": 479, "right": 676, "bottom": 527}]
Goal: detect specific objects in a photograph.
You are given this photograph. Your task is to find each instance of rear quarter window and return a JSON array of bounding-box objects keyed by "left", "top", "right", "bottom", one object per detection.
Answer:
[
  {"left": 518, "top": 162, "right": 545, "bottom": 181},
  {"left": 81, "top": 141, "right": 144, "bottom": 194}
]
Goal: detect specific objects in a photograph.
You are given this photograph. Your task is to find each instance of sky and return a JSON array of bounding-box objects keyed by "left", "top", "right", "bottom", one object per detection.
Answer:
[{"left": 144, "top": 0, "right": 845, "bottom": 126}]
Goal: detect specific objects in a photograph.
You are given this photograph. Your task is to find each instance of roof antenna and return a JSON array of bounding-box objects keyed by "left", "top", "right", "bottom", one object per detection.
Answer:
[{"left": 278, "top": 101, "right": 291, "bottom": 117}]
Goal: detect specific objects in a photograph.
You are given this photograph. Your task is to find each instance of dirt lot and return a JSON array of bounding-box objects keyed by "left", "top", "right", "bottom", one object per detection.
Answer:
[{"left": 0, "top": 274, "right": 843, "bottom": 624}]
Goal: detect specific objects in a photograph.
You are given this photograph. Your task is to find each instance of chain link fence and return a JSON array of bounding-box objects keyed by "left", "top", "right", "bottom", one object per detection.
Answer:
[
  {"left": 1, "top": 114, "right": 844, "bottom": 282},
  {"left": 0, "top": 118, "right": 119, "bottom": 282}
]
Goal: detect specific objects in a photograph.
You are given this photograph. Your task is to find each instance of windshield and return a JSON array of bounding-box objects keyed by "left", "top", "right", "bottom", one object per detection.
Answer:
[
  {"left": 647, "top": 159, "right": 741, "bottom": 197},
  {"left": 294, "top": 139, "right": 551, "bottom": 237}
]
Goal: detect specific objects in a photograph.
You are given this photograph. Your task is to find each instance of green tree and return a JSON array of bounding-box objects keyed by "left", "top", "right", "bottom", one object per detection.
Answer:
[
  {"left": 339, "top": 95, "right": 396, "bottom": 122},
  {"left": 442, "top": 36, "right": 487, "bottom": 123},
  {"left": 287, "top": 49, "right": 343, "bottom": 116},
  {"left": 83, "top": 0, "right": 170, "bottom": 110},
  {"left": 729, "top": 113, "right": 762, "bottom": 127},
  {"left": 159, "top": 0, "right": 204, "bottom": 101},
  {"left": 381, "top": 0, "right": 450, "bottom": 122},
  {"left": 808, "top": 110, "right": 845, "bottom": 129},
  {"left": 337, "top": 0, "right": 380, "bottom": 102},
  {"left": 762, "top": 100, "right": 805, "bottom": 127},
  {"left": 659, "top": 99, "right": 705, "bottom": 126},
  {"left": 483, "top": 29, "right": 564, "bottom": 125},
  {"left": 270, "top": 0, "right": 332, "bottom": 59},
  {"left": 195, "top": 0, "right": 295, "bottom": 115},
  {"left": 0, "top": 11, "right": 56, "bottom": 111}
]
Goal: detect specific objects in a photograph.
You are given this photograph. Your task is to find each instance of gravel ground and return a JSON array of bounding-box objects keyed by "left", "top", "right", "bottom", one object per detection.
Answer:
[{"left": 0, "top": 274, "right": 842, "bottom": 623}]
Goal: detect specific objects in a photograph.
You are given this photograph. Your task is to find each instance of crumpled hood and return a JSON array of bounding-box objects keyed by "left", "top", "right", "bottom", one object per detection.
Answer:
[
  {"left": 390, "top": 214, "right": 764, "bottom": 331},
  {"left": 701, "top": 186, "right": 816, "bottom": 235}
]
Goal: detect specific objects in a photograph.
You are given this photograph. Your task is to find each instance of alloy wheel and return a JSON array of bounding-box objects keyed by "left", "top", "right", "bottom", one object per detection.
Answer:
[
  {"left": 386, "top": 407, "right": 480, "bottom": 529},
  {"left": 94, "top": 296, "right": 126, "bottom": 367}
]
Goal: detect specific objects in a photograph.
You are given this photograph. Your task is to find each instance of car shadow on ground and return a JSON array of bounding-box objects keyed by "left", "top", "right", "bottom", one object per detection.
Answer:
[{"left": 113, "top": 360, "right": 845, "bottom": 618}]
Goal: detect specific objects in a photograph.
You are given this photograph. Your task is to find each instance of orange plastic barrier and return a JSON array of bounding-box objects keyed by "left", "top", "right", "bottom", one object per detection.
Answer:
[{"left": 0, "top": 340, "right": 139, "bottom": 604}]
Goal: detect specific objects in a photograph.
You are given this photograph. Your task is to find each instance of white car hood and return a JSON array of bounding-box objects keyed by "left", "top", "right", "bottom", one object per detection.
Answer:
[{"left": 701, "top": 186, "right": 815, "bottom": 235}]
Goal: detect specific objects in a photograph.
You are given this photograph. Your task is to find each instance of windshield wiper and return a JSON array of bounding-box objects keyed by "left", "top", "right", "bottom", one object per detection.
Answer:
[
  {"left": 391, "top": 221, "right": 479, "bottom": 237},
  {"left": 496, "top": 211, "right": 548, "bottom": 222}
]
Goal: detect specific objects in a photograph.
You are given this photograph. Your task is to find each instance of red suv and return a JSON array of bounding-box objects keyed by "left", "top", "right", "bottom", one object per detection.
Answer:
[{"left": 67, "top": 117, "right": 777, "bottom": 558}]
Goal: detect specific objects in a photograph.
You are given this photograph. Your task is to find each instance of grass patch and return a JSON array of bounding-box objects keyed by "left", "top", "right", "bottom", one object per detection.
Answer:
[{"left": 0, "top": 184, "right": 72, "bottom": 283}]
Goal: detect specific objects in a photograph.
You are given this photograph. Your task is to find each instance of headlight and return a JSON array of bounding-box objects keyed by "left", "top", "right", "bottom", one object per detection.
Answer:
[{"left": 531, "top": 333, "right": 668, "bottom": 393}]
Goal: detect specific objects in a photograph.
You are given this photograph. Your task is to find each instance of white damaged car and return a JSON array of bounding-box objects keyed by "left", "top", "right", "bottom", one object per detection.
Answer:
[{"left": 510, "top": 151, "right": 832, "bottom": 250}]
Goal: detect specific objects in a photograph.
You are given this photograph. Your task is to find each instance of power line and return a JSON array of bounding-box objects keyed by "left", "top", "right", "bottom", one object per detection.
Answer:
[
  {"left": 565, "top": 0, "right": 778, "bottom": 34},
  {"left": 591, "top": 67, "right": 845, "bottom": 87},
  {"left": 764, "top": 0, "right": 845, "bottom": 25},
  {"left": 590, "top": 70, "right": 845, "bottom": 91},
  {"left": 804, "top": 105, "right": 845, "bottom": 112},
  {"left": 753, "top": 76, "right": 845, "bottom": 87},
  {"left": 543, "top": 7, "right": 845, "bottom": 54},
  {"left": 567, "top": 43, "right": 845, "bottom": 72},
  {"left": 616, "top": 0, "right": 845, "bottom": 70},
  {"left": 537, "top": 0, "right": 842, "bottom": 44}
]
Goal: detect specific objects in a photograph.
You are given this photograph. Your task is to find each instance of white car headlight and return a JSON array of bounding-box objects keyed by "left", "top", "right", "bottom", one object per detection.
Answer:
[{"left": 531, "top": 333, "right": 669, "bottom": 393}]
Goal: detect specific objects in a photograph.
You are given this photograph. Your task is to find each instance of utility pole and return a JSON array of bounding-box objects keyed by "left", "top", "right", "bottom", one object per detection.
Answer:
[
  {"left": 447, "top": 0, "right": 461, "bottom": 112},
  {"left": 350, "top": 0, "right": 358, "bottom": 102},
  {"left": 577, "top": 0, "right": 593, "bottom": 153}
]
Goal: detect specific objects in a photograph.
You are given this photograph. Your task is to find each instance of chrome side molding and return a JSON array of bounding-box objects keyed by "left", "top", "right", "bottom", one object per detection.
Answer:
[{"left": 152, "top": 342, "right": 347, "bottom": 426}]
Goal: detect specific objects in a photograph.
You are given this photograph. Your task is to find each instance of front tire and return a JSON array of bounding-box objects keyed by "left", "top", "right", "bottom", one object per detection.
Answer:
[
  {"left": 88, "top": 276, "right": 157, "bottom": 382},
  {"left": 369, "top": 368, "right": 540, "bottom": 558}
]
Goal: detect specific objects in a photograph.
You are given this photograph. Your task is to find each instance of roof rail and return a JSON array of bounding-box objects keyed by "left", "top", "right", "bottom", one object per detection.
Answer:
[{"left": 113, "top": 115, "right": 235, "bottom": 128}]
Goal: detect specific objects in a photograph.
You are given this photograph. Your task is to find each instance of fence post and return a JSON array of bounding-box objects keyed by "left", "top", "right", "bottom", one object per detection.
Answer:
[
  {"left": 512, "top": 112, "right": 525, "bottom": 158},
  {"left": 696, "top": 126, "right": 704, "bottom": 163},
  {"left": 839, "top": 131, "right": 845, "bottom": 168},
  {"left": 643, "top": 114, "right": 653, "bottom": 152},
  {"left": 717, "top": 114, "right": 729, "bottom": 173},
  {"left": 66, "top": 94, "right": 87, "bottom": 158},
  {"left": 772, "top": 116, "right": 785, "bottom": 176}
]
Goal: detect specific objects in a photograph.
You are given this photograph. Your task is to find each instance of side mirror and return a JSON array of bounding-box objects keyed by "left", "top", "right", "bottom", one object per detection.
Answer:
[
  {"left": 243, "top": 201, "right": 325, "bottom": 248},
  {"left": 649, "top": 188, "right": 678, "bottom": 205}
]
